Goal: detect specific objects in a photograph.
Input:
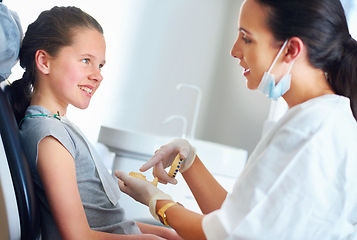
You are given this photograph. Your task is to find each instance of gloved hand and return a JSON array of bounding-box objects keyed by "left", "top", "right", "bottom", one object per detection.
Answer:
[
  {"left": 114, "top": 170, "right": 173, "bottom": 220},
  {"left": 140, "top": 139, "right": 196, "bottom": 185}
]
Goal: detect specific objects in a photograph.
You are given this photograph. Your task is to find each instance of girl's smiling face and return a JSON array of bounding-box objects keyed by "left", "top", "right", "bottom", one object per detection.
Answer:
[
  {"left": 231, "top": 0, "right": 286, "bottom": 90},
  {"left": 36, "top": 28, "right": 106, "bottom": 114}
]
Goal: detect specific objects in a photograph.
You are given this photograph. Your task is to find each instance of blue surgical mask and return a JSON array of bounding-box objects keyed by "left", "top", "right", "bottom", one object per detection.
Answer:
[{"left": 257, "top": 40, "right": 295, "bottom": 100}]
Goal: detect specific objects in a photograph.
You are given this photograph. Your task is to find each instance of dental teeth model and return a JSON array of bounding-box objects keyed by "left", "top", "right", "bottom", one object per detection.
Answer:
[
  {"left": 168, "top": 153, "right": 183, "bottom": 178},
  {"left": 129, "top": 172, "right": 159, "bottom": 187},
  {"left": 129, "top": 154, "right": 183, "bottom": 187}
]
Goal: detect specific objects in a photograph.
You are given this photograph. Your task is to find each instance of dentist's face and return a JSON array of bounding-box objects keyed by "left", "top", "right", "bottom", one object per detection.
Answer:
[{"left": 231, "top": 0, "right": 284, "bottom": 90}]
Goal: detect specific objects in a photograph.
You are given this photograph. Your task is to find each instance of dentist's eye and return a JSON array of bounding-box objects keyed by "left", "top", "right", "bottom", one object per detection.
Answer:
[{"left": 242, "top": 36, "right": 252, "bottom": 44}]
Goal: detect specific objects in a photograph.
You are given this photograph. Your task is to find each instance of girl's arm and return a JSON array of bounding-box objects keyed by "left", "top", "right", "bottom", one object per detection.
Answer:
[
  {"left": 37, "top": 136, "right": 166, "bottom": 240},
  {"left": 182, "top": 155, "right": 228, "bottom": 214},
  {"left": 136, "top": 221, "right": 183, "bottom": 240}
]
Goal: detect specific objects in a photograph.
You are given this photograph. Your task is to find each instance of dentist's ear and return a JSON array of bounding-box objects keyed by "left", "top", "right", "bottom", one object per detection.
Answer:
[
  {"left": 284, "top": 37, "right": 304, "bottom": 63},
  {"left": 35, "top": 49, "right": 51, "bottom": 75}
]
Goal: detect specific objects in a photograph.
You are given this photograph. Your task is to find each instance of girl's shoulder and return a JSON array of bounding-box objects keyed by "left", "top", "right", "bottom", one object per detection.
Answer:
[
  {"left": 20, "top": 105, "right": 76, "bottom": 155},
  {"left": 20, "top": 106, "right": 66, "bottom": 139}
]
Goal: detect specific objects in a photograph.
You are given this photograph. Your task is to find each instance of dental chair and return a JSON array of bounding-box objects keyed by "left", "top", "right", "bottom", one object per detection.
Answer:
[{"left": 0, "top": 2, "right": 41, "bottom": 239}]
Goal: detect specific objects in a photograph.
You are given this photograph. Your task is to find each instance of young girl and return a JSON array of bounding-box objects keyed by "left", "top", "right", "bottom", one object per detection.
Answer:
[
  {"left": 12, "top": 6, "right": 182, "bottom": 240},
  {"left": 115, "top": 0, "right": 357, "bottom": 239}
]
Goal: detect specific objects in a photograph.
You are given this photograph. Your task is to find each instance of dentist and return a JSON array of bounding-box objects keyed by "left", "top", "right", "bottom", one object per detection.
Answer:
[{"left": 115, "top": 0, "right": 357, "bottom": 239}]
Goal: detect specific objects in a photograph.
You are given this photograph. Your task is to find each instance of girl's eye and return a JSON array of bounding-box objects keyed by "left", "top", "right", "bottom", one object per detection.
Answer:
[{"left": 82, "top": 58, "right": 90, "bottom": 64}]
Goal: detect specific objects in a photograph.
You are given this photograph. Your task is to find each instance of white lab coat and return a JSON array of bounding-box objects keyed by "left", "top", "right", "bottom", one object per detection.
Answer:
[{"left": 202, "top": 94, "right": 357, "bottom": 240}]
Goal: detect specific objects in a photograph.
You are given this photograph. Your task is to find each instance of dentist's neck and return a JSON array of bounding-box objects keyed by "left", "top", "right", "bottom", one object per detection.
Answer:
[{"left": 283, "top": 66, "right": 334, "bottom": 108}]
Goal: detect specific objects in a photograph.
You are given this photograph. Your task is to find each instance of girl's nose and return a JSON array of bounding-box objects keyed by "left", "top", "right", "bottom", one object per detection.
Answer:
[{"left": 90, "top": 67, "right": 103, "bottom": 82}]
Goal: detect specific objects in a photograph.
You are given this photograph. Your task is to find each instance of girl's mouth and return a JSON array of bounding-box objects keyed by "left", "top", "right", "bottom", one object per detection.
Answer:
[{"left": 78, "top": 85, "right": 93, "bottom": 95}]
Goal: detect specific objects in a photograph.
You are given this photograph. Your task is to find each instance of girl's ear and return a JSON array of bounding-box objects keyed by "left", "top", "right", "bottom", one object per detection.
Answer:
[
  {"left": 35, "top": 50, "right": 51, "bottom": 75},
  {"left": 284, "top": 37, "right": 304, "bottom": 63}
]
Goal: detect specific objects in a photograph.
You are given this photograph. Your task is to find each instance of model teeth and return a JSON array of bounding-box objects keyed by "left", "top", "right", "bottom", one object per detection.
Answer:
[{"left": 79, "top": 86, "right": 93, "bottom": 94}]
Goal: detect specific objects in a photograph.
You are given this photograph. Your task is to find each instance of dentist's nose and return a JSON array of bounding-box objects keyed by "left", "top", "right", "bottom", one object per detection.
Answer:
[{"left": 231, "top": 38, "right": 242, "bottom": 59}]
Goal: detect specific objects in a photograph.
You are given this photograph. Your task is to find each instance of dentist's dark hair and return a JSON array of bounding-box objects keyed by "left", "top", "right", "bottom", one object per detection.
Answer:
[
  {"left": 255, "top": 0, "right": 357, "bottom": 120},
  {"left": 11, "top": 6, "right": 103, "bottom": 124}
]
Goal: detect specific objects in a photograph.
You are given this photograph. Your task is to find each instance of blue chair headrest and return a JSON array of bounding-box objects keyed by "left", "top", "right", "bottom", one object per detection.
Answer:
[{"left": 0, "top": 3, "right": 23, "bottom": 81}]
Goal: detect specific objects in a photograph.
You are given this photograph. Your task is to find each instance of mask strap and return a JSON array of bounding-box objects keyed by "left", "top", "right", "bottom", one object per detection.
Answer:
[
  {"left": 287, "top": 59, "right": 295, "bottom": 74},
  {"left": 267, "top": 40, "right": 289, "bottom": 74}
]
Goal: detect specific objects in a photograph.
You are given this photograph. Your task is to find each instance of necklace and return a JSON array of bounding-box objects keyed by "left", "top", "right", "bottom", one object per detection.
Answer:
[{"left": 19, "top": 111, "right": 61, "bottom": 129}]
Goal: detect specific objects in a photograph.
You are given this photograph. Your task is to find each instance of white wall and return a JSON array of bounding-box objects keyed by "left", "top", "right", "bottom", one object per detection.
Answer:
[
  {"left": 6, "top": 0, "right": 271, "bottom": 155},
  {"left": 94, "top": 0, "right": 271, "bottom": 154}
]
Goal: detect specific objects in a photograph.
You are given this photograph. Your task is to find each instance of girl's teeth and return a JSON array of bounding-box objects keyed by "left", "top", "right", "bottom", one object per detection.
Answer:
[{"left": 79, "top": 86, "right": 93, "bottom": 94}]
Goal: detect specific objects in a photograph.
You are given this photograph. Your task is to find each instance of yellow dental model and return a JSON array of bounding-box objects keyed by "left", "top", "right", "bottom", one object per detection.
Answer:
[
  {"left": 168, "top": 153, "right": 183, "bottom": 178},
  {"left": 129, "top": 172, "right": 159, "bottom": 187},
  {"left": 129, "top": 153, "right": 183, "bottom": 185}
]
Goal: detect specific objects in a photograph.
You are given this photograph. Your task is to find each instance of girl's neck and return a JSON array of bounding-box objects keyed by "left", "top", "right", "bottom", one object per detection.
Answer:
[{"left": 30, "top": 89, "right": 67, "bottom": 116}]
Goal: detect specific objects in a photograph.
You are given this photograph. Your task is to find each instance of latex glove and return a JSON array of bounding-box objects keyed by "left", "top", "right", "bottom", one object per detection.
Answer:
[
  {"left": 140, "top": 139, "right": 196, "bottom": 185},
  {"left": 115, "top": 170, "right": 173, "bottom": 220}
]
